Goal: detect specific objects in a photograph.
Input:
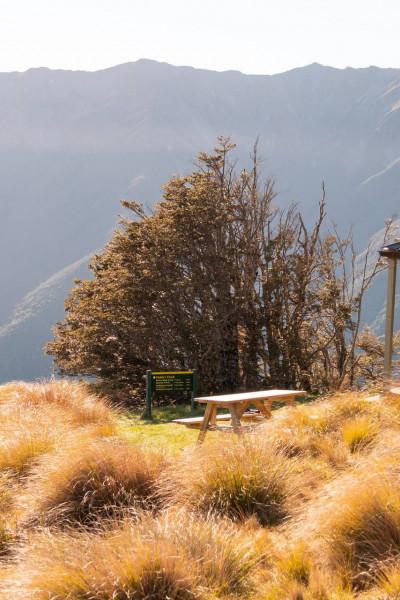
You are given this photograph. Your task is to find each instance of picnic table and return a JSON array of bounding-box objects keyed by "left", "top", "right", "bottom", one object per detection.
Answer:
[{"left": 173, "top": 389, "right": 306, "bottom": 444}]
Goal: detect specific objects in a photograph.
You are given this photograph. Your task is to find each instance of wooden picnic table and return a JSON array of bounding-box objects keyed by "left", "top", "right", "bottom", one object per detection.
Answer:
[{"left": 193, "top": 389, "right": 306, "bottom": 444}]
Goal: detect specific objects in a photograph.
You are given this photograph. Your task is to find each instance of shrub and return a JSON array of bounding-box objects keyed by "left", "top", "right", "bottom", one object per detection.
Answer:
[
  {"left": 161, "top": 436, "right": 295, "bottom": 525},
  {"left": 20, "top": 437, "right": 167, "bottom": 527},
  {"left": 325, "top": 477, "right": 400, "bottom": 589},
  {"left": 1, "top": 511, "right": 262, "bottom": 599}
]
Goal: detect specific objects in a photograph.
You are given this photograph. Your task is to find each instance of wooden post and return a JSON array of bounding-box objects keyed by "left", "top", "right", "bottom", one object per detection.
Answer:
[
  {"left": 142, "top": 370, "right": 153, "bottom": 420},
  {"left": 384, "top": 258, "right": 397, "bottom": 381},
  {"left": 191, "top": 369, "right": 198, "bottom": 410},
  {"left": 197, "top": 403, "right": 214, "bottom": 445}
]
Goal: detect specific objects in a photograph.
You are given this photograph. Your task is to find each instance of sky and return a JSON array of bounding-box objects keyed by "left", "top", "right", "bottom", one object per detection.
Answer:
[{"left": 1, "top": 0, "right": 399, "bottom": 75}]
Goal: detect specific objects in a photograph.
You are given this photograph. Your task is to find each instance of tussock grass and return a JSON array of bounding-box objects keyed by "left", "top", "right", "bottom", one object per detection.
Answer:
[
  {"left": 0, "top": 404, "right": 56, "bottom": 476},
  {"left": 0, "top": 427, "right": 53, "bottom": 477},
  {"left": 161, "top": 435, "right": 296, "bottom": 525},
  {"left": 0, "top": 381, "right": 118, "bottom": 478},
  {"left": 20, "top": 436, "right": 167, "bottom": 527},
  {"left": 324, "top": 395, "right": 383, "bottom": 428},
  {"left": 272, "top": 425, "right": 349, "bottom": 470},
  {"left": 375, "top": 559, "right": 400, "bottom": 598},
  {"left": 1, "top": 380, "right": 116, "bottom": 429},
  {"left": 276, "top": 543, "right": 312, "bottom": 586},
  {"left": 0, "top": 474, "right": 16, "bottom": 556},
  {"left": 325, "top": 477, "right": 400, "bottom": 589},
  {"left": 342, "top": 417, "right": 379, "bottom": 453},
  {"left": 2, "top": 384, "right": 400, "bottom": 598},
  {"left": 149, "top": 510, "right": 265, "bottom": 596},
  {"left": 1, "top": 511, "right": 262, "bottom": 599}
]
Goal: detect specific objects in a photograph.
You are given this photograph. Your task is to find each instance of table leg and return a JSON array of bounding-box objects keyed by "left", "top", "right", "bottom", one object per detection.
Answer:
[
  {"left": 252, "top": 399, "right": 272, "bottom": 419},
  {"left": 229, "top": 404, "right": 243, "bottom": 436},
  {"left": 235, "top": 401, "right": 250, "bottom": 418},
  {"left": 209, "top": 404, "right": 217, "bottom": 426},
  {"left": 197, "top": 404, "right": 214, "bottom": 445}
]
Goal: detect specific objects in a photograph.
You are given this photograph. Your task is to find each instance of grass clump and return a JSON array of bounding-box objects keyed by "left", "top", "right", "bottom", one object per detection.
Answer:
[
  {"left": 325, "top": 477, "right": 400, "bottom": 589},
  {"left": 341, "top": 417, "right": 379, "bottom": 453},
  {"left": 162, "top": 435, "right": 295, "bottom": 526},
  {"left": 0, "top": 474, "right": 16, "bottom": 556},
  {"left": 2, "top": 511, "right": 262, "bottom": 599},
  {"left": 0, "top": 431, "right": 52, "bottom": 477},
  {"left": 11, "top": 380, "right": 116, "bottom": 428},
  {"left": 156, "top": 511, "right": 265, "bottom": 596},
  {"left": 375, "top": 559, "right": 400, "bottom": 598},
  {"left": 0, "top": 381, "right": 118, "bottom": 478},
  {"left": 0, "top": 404, "right": 57, "bottom": 476},
  {"left": 21, "top": 437, "right": 167, "bottom": 527},
  {"left": 277, "top": 543, "right": 312, "bottom": 586}
]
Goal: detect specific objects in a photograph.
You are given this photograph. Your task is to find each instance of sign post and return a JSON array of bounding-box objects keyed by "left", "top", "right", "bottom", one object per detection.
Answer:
[
  {"left": 191, "top": 369, "right": 198, "bottom": 410},
  {"left": 142, "top": 369, "right": 198, "bottom": 420},
  {"left": 144, "top": 370, "right": 153, "bottom": 420}
]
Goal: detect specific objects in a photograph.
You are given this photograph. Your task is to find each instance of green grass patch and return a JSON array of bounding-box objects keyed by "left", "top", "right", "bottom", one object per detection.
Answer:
[
  {"left": 118, "top": 399, "right": 316, "bottom": 454},
  {"left": 119, "top": 404, "right": 209, "bottom": 453}
]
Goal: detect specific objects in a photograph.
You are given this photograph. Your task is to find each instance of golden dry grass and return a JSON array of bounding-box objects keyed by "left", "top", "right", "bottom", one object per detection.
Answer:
[
  {"left": 0, "top": 380, "right": 122, "bottom": 552},
  {"left": 160, "top": 435, "right": 297, "bottom": 526},
  {"left": 0, "top": 381, "right": 118, "bottom": 479},
  {"left": 1, "top": 511, "right": 263, "bottom": 599},
  {"left": 324, "top": 477, "right": 400, "bottom": 589},
  {"left": 20, "top": 435, "right": 167, "bottom": 527},
  {"left": 0, "top": 379, "right": 115, "bottom": 427},
  {"left": 341, "top": 417, "right": 379, "bottom": 453},
  {"left": 1, "top": 382, "right": 400, "bottom": 598}
]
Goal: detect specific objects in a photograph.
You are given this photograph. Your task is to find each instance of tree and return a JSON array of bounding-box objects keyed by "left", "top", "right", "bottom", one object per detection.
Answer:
[{"left": 46, "top": 138, "right": 387, "bottom": 401}]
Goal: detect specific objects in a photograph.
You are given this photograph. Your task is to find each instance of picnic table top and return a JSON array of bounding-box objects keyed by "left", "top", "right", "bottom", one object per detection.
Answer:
[{"left": 195, "top": 389, "right": 306, "bottom": 405}]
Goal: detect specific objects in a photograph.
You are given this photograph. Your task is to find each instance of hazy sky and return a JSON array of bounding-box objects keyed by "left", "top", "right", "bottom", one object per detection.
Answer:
[{"left": 1, "top": 0, "right": 399, "bottom": 74}]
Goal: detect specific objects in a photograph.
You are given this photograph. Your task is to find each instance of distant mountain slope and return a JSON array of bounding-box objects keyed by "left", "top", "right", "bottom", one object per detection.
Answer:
[
  {"left": 1, "top": 59, "right": 400, "bottom": 381},
  {"left": 0, "top": 256, "right": 90, "bottom": 381}
]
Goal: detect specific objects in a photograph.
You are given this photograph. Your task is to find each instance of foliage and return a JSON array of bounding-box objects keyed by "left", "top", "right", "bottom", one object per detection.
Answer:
[{"left": 46, "top": 139, "right": 389, "bottom": 399}]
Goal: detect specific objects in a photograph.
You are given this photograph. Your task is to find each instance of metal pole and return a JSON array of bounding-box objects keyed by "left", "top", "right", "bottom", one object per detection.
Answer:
[
  {"left": 142, "top": 370, "right": 153, "bottom": 420},
  {"left": 384, "top": 258, "right": 397, "bottom": 381}
]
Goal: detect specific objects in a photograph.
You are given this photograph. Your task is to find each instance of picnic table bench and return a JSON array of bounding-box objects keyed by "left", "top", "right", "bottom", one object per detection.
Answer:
[{"left": 173, "top": 389, "right": 306, "bottom": 444}]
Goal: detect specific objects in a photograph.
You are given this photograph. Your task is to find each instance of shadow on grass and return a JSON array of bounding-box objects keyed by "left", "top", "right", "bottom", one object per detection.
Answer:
[
  {"left": 126, "top": 403, "right": 205, "bottom": 425},
  {"left": 126, "top": 393, "right": 318, "bottom": 425}
]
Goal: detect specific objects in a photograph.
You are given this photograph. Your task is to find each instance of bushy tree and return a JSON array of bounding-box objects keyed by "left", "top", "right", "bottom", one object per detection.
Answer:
[{"left": 46, "top": 139, "right": 387, "bottom": 400}]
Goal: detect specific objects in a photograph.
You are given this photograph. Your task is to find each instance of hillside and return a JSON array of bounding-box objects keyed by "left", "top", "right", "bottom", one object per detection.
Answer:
[
  {"left": 1, "top": 380, "right": 400, "bottom": 597},
  {"left": 1, "top": 60, "right": 400, "bottom": 381}
]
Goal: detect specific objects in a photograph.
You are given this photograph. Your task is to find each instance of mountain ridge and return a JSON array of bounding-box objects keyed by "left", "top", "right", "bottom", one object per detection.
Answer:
[{"left": 1, "top": 59, "right": 400, "bottom": 381}]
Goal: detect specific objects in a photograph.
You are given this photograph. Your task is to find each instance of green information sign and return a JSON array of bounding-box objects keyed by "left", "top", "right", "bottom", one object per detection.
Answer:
[
  {"left": 143, "top": 369, "right": 198, "bottom": 420},
  {"left": 151, "top": 371, "right": 194, "bottom": 394}
]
